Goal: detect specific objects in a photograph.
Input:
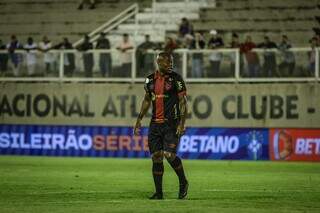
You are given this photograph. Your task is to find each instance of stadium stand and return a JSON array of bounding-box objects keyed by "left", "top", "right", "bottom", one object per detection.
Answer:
[
  {"left": 194, "top": 0, "right": 320, "bottom": 46},
  {"left": 0, "top": 0, "right": 151, "bottom": 44}
]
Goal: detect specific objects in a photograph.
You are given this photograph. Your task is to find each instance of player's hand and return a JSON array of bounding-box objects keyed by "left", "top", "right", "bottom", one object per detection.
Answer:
[
  {"left": 133, "top": 120, "right": 141, "bottom": 136},
  {"left": 176, "top": 124, "right": 186, "bottom": 137}
]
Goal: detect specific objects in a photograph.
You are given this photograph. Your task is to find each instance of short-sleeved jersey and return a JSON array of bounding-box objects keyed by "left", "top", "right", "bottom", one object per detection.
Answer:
[{"left": 144, "top": 70, "right": 187, "bottom": 123}]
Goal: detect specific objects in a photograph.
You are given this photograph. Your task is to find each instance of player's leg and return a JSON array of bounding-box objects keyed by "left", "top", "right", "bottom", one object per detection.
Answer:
[
  {"left": 148, "top": 123, "right": 164, "bottom": 199},
  {"left": 163, "top": 125, "right": 188, "bottom": 199},
  {"left": 164, "top": 151, "right": 188, "bottom": 199},
  {"left": 150, "top": 151, "right": 164, "bottom": 199}
]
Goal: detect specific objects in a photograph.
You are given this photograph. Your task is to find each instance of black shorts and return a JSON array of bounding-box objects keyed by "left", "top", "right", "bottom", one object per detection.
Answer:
[{"left": 148, "top": 121, "right": 180, "bottom": 155}]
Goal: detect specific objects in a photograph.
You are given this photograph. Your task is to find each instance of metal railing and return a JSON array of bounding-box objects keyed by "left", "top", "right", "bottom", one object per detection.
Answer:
[
  {"left": 73, "top": 3, "right": 139, "bottom": 47},
  {"left": 0, "top": 47, "right": 319, "bottom": 83}
]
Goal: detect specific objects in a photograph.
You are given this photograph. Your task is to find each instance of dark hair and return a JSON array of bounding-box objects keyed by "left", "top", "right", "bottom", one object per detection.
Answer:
[
  {"left": 232, "top": 33, "right": 238, "bottom": 38},
  {"left": 123, "top": 33, "right": 128, "bottom": 37},
  {"left": 158, "top": 51, "right": 173, "bottom": 62}
]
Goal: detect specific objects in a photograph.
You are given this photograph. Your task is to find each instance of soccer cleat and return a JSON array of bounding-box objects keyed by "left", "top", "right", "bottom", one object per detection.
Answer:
[
  {"left": 149, "top": 192, "right": 163, "bottom": 200},
  {"left": 178, "top": 181, "right": 189, "bottom": 199}
]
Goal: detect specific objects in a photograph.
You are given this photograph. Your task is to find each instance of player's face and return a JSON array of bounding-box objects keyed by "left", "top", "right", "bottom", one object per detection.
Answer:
[{"left": 157, "top": 56, "right": 172, "bottom": 73}]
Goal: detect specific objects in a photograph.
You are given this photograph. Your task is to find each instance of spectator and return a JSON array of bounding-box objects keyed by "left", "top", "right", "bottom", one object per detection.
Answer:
[
  {"left": 39, "top": 36, "right": 55, "bottom": 74},
  {"left": 316, "top": 34, "right": 320, "bottom": 46},
  {"left": 96, "top": 32, "right": 112, "bottom": 77},
  {"left": 229, "top": 33, "right": 241, "bottom": 74},
  {"left": 258, "top": 36, "right": 277, "bottom": 77},
  {"left": 54, "top": 37, "right": 75, "bottom": 77},
  {"left": 137, "top": 34, "right": 156, "bottom": 76},
  {"left": 164, "top": 36, "right": 179, "bottom": 54},
  {"left": 164, "top": 36, "right": 181, "bottom": 73},
  {"left": 24, "top": 37, "right": 38, "bottom": 76},
  {"left": 116, "top": 34, "right": 134, "bottom": 77},
  {"left": 77, "top": 35, "right": 94, "bottom": 77},
  {"left": 179, "top": 18, "right": 193, "bottom": 38},
  {"left": 241, "top": 36, "right": 260, "bottom": 77},
  {"left": 189, "top": 32, "right": 205, "bottom": 78},
  {"left": 207, "top": 30, "right": 224, "bottom": 77},
  {"left": 278, "top": 35, "right": 295, "bottom": 77},
  {"left": 78, "top": 0, "right": 95, "bottom": 10},
  {"left": 0, "top": 39, "right": 8, "bottom": 76},
  {"left": 6, "top": 35, "right": 23, "bottom": 77},
  {"left": 308, "top": 37, "right": 317, "bottom": 75}
]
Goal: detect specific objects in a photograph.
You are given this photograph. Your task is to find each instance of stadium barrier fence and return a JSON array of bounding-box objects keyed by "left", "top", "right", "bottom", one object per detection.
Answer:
[{"left": 0, "top": 48, "right": 319, "bottom": 83}]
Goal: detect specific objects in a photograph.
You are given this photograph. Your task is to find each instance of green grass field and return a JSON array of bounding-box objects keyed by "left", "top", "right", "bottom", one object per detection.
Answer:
[{"left": 0, "top": 156, "right": 319, "bottom": 213}]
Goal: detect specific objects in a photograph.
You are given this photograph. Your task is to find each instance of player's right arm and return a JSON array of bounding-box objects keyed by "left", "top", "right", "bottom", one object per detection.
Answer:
[{"left": 133, "top": 92, "right": 151, "bottom": 136}]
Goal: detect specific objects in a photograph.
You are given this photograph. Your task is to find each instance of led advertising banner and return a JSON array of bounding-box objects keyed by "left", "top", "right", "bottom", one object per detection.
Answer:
[
  {"left": 0, "top": 125, "right": 269, "bottom": 160},
  {"left": 270, "top": 129, "right": 320, "bottom": 162}
]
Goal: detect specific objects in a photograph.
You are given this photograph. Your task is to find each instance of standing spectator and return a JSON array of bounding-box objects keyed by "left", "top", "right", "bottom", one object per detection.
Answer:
[
  {"left": 164, "top": 36, "right": 180, "bottom": 74},
  {"left": 0, "top": 39, "right": 8, "bottom": 76},
  {"left": 278, "top": 35, "right": 295, "bottom": 77},
  {"left": 6, "top": 35, "right": 23, "bottom": 77},
  {"left": 308, "top": 37, "right": 317, "bottom": 75},
  {"left": 182, "top": 34, "right": 193, "bottom": 49},
  {"left": 78, "top": 0, "right": 96, "bottom": 10},
  {"left": 179, "top": 18, "right": 193, "bottom": 38},
  {"left": 241, "top": 36, "right": 260, "bottom": 77},
  {"left": 77, "top": 35, "right": 94, "bottom": 77},
  {"left": 229, "top": 33, "right": 241, "bottom": 74},
  {"left": 316, "top": 34, "right": 320, "bottom": 46},
  {"left": 96, "top": 32, "right": 112, "bottom": 77},
  {"left": 164, "top": 36, "right": 179, "bottom": 54},
  {"left": 39, "top": 36, "right": 55, "bottom": 74},
  {"left": 189, "top": 32, "right": 205, "bottom": 78},
  {"left": 116, "top": 34, "right": 134, "bottom": 77},
  {"left": 24, "top": 37, "right": 38, "bottom": 76},
  {"left": 258, "top": 36, "right": 277, "bottom": 77},
  {"left": 54, "top": 37, "right": 75, "bottom": 77},
  {"left": 207, "top": 30, "right": 224, "bottom": 77},
  {"left": 137, "top": 34, "right": 156, "bottom": 76}
]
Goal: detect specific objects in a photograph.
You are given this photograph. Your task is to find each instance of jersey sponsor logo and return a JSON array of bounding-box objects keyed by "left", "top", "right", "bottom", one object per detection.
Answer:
[{"left": 165, "top": 81, "right": 172, "bottom": 91}]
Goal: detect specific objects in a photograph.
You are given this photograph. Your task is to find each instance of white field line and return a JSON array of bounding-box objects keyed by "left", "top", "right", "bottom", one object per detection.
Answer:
[
  {"left": 22, "top": 189, "right": 320, "bottom": 196},
  {"left": 204, "top": 189, "right": 320, "bottom": 193}
]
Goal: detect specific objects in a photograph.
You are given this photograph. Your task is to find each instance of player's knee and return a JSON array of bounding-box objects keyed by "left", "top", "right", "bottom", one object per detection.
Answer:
[
  {"left": 152, "top": 151, "right": 164, "bottom": 162},
  {"left": 164, "top": 151, "right": 176, "bottom": 161}
]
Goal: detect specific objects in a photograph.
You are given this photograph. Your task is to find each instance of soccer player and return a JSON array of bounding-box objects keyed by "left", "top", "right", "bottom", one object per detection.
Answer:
[{"left": 133, "top": 52, "right": 189, "bottom": 200}]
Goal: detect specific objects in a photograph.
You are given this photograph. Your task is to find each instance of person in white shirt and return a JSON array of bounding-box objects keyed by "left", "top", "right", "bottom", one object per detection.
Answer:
[
  {"left": 24, "top": 37, "right": 37, "bottom": 76},
  {"left": 116, "top": 33, "right": 134, "bottom": 77},
  {"left": 39, "top": 36, "right": 55, "bottom": 74}
]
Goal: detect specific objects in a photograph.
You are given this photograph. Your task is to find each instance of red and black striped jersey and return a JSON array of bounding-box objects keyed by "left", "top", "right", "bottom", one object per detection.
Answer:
[{"left": 144, "top": 70, "right": 187, "bottom": 123}]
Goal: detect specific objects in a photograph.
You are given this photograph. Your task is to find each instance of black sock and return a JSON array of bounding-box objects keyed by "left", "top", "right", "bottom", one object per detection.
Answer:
[
  {"left": 168, "top": 156, "right": 187, "bottom": 184},
  {"left": 152, "top": 162, "right": 164, "bottom": 194}
]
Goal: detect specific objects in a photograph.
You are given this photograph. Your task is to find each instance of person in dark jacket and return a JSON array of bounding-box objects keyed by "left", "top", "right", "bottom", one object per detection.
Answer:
[
  {"left": 54, "top": 37, "right": 75, "bottom": 77},
  {"left": 0, "top": 39, "right": 8, "bottom": 75},
  {"left": 77, "top": 35, "right": 94, "bottom": 77},
  {"left": 258, "top": 36, "right": 277, "bottom": 77},
  {"left": 137, "top": 34, "right": 156, "bottom": 77},
  {"left": 207, "top": 30, "right": 224, "bottom": 77},
  {"left": 6, "top": 35, "right": 23, "bottom": 76},
  {"left": 278, "top": 35, "right": 295, "bottom": 77},
  {"left": 96, "top": 32, "right": 112, "bottom": 77}
]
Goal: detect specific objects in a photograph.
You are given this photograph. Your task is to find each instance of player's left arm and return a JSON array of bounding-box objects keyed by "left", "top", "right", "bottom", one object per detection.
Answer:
[
  {"left": 176, "top": 76, "right": 188, "bottom": 136},
  {"left": 177, "top": 94, "right": 187, "bottom": 136}
]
